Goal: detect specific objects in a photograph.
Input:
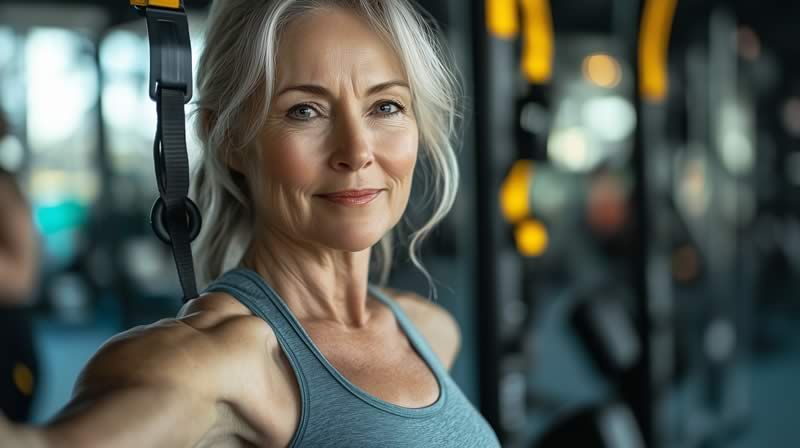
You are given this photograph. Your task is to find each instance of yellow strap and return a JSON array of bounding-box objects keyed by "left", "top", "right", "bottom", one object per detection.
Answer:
[
  {"left": 638, "top": 0, "right": 678, "bottom": 102},
  {"left": 486, "top": 0, "right": 520, "bottom": 39},
  {"left": 520, "top": 0, "right": 554, "bottom": 84},
  {"left": 130, "top": 0, "right": 181, "bottom": 9}
]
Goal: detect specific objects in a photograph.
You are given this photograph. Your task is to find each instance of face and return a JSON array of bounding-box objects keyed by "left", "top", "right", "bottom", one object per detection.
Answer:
[{"left": 245, "top": 8, "right": 418, "bottom": 252}]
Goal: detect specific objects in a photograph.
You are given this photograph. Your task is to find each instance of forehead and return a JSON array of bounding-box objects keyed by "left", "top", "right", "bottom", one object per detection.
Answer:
[{"left": 274, "top": 8, "right": 407, "bottom": 88}]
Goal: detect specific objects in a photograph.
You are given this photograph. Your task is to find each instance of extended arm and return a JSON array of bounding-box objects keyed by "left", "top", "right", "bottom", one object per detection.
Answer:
[{"left": 8, "top": 319, "right": 221, "bottom": 448}]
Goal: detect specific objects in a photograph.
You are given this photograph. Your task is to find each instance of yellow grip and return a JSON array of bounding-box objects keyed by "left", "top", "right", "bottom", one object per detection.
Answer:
[
  {"left": 638, "top": 0, "right": 678, "bottom": 102},
  {"left": 486, "top": 0, "right": 520, "bottom": 39},
  {"left": 130, "top": 0, "right": 181, "bottom": 9},
  {"left": 520, "top": 0, "right": 554, "bottom": 84}
]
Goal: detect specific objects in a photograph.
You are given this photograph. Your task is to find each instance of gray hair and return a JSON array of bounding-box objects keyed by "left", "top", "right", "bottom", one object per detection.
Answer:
[{"left": 191, "top": 0, "right": 462, "bottom": 300}]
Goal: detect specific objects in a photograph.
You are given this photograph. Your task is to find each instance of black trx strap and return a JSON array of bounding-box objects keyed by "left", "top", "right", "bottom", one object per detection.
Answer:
[{"left": 132, "top": 1, "right": 201, "bottom": 303}]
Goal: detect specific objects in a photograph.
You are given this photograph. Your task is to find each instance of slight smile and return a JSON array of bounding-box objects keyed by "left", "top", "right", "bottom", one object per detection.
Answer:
[{"left": 316, "top": 189, "right": 383, "bottom": 206}]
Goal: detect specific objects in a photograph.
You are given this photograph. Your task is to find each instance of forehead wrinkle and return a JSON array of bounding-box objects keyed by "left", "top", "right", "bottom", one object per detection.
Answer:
[
  {"left": 273, "top": 12, "right": 407, "bottom": 99},
  {"left": 277, "top": 54, "right": 406, "bottom": 101}
]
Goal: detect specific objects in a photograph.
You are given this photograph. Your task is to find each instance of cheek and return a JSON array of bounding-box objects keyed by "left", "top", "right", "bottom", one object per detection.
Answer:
[
  {"left": 377, "top": 126, "right": 418, "bottom": 180},
  {"left": 259, "top": 131, "right": 322, "bottom": 190}
]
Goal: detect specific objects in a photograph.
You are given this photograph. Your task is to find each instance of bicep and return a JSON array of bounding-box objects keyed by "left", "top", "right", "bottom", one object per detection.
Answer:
[{"left": 43, "top": 322, "right": 220, "bottom": 448}]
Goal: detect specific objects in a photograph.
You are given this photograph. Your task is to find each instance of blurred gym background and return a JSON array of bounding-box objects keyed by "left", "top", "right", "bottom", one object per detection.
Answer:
[{"left": 0, "top": 0, "right": 798, "bottom": 447}]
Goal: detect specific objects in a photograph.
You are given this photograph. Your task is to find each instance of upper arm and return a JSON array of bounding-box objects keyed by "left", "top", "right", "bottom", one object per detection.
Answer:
[
  {"left": 43, "top": 320, "right": 222, "bottom": 448},
  {"left": 393, "top": 291, "right": 462, "bottom": 371}
]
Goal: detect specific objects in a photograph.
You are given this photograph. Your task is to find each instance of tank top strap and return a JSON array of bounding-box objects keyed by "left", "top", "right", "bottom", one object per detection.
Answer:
[{"left": 202, "top": 268, "right": 305, "bottom": 346}]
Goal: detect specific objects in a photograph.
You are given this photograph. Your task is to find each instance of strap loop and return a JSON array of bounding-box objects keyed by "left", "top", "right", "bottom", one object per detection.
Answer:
[
  {"left": 143, "top": 4, "right": 193, "bottom": 103},
  {"left": 153, "top": 87, "right": 199, "bottom": 302}
]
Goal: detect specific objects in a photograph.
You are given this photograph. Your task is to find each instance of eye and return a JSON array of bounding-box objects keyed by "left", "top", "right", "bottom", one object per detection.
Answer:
[
  {"left": 288, "top": 104, "right": 320, "bottom": 121},
  {"left": 375, "top": 101, "right": 405, "bottom": 116}
]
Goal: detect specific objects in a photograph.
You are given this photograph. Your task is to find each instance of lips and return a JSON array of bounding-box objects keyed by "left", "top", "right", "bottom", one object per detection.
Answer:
[
  {"left": 318, "top": 189, "right": 382, "bottom": 206},
  {"left": 319, "top": 189, "right": 383, "bottom": 199}
]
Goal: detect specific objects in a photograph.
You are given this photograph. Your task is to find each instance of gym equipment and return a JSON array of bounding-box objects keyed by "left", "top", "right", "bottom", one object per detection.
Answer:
[
  {"left": 130, "top": 0, "right": 201, "bottom": 303},
  {"left": 533, "top": 402, "right": 645, "bottom": 448},
  {"left": 570, "top": 284, "right": 641, "bottom": 381}
]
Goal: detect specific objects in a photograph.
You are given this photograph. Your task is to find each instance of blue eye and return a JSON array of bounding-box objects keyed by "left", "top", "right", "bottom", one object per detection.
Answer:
[
  {"left": 288, "top": 104, "right": 319, "bottom": 120},
  {"left": 376, "top": 101, "right": 404, "bottom": 116}
]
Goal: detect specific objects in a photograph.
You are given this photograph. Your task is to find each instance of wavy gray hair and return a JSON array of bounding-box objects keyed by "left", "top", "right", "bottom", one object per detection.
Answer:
[{"left": 191, "top": 0, "right": 462, "bottom": 300}]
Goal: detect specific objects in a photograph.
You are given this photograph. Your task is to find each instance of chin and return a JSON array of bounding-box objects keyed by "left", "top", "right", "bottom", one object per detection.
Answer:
[{"left": 316, "top": 228, "right": 387, "bottom": 253}]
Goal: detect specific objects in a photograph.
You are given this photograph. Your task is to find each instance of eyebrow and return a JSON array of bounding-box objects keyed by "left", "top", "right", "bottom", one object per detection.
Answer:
[{"left": 276, "top": 80, "right": 410, "bottom": 98}]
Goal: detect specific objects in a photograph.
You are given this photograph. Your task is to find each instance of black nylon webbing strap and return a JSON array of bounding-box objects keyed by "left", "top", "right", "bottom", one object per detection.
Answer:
[
  {"left": 157, "top": 87, "right": 198, "bottom": 302},
  {"left": 136, "top": 2, "right": 199, "bottom": 304}
]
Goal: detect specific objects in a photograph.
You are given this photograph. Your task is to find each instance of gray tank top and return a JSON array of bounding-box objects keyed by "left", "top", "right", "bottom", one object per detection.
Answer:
[{"left": 203, "top": 267, "right": 501, "bottom": 448}]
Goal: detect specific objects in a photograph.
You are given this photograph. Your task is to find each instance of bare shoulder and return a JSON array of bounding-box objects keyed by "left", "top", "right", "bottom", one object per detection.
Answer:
[
  {"left": 42, "top": 292, "right": 277, "bottom": 448},
  {"left": 75, "top": 316, "right": 212, "bottom": 395},
  {"left": 178, "top": 291, "right": 299, "bottom": 446},
  {"left": 77, "top": 291, "right": 275, "bottom": 398},
  {"left": 176, "top": 291, "right": 280, "bottom": 386},
  {"left": 379, "top": 288, "right": 462, "bottom": 371},
  {"left": 177, "top": 290, "right": 273, "bottom": 338}
]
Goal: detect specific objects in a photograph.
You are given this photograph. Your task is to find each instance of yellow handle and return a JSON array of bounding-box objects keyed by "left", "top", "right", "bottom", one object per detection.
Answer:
[
  {"left": 520, "top": 0, "right": 554, "bottom": 84},
  {"left": 638, "top": 0, "right": 678, "bottom": 102},
  {"left": 130, "top": 0, "right": 181, "bottom": 9},
  {"left": 486, "top": 0, "right": 520, "bottom": 39}
]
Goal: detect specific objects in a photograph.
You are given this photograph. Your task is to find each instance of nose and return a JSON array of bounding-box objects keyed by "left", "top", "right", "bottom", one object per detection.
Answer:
[{"left": 329, "top": 112, "right": 374, "bottom": 172}]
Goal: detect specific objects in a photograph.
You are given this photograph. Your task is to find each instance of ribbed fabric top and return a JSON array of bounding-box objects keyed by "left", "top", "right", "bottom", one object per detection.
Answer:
[{"left": 204, "top": 267, "right": 501, "bottom": 448}]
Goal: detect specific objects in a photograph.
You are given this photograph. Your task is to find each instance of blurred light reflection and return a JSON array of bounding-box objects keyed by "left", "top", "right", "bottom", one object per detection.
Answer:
[
  {"left": 25, "top": 28, "right": 97, "bottom": 151},
  {"left": 548, "top": 126, "right": 594, "bottom": 172},
  {"left": 515, "top": 218, "right": 549, "bottom": 257},
  {"left": 582, "top": 53, "right": 621, "bottom": 88},
  {"left": 582, "top": 96, "right": 636, "bottom": 142}
]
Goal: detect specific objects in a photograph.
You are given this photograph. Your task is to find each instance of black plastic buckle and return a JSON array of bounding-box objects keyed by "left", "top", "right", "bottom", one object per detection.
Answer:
[{"left": 144, "top": 5, "right": 193, "bottom": 103}]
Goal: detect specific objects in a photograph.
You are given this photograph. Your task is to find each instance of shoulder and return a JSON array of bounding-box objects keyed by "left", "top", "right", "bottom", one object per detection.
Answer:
[
  {"left": 54, "top": 292, "right": 275, "bottom": 447},
  {"left": 380, "top": 287, "right": 462, "bottom": 371},
  {"left": 77, "top": 291, "right": 275, "bottom": 398}
]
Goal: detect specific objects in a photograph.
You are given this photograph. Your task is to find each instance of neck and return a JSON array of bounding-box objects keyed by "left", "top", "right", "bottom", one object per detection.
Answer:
[{"left": 240, "top": 231, "right": 376, "bottom": 329}]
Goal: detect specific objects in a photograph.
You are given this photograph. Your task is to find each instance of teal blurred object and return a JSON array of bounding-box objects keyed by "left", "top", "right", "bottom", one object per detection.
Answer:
[
  {"left": 32, "top": 199, "right": 89, "bottom": 266},
  {"left": 33, "top": 199, "right": 87, "bottom": 235}
]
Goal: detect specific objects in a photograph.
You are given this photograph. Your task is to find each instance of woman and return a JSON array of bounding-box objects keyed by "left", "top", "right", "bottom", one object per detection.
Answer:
[
  {"left": 0, "top": 111, "right": 41, "bottom": 423},
  {"left": 3, "top": 0, "right": 501, "bottom": 446}
]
